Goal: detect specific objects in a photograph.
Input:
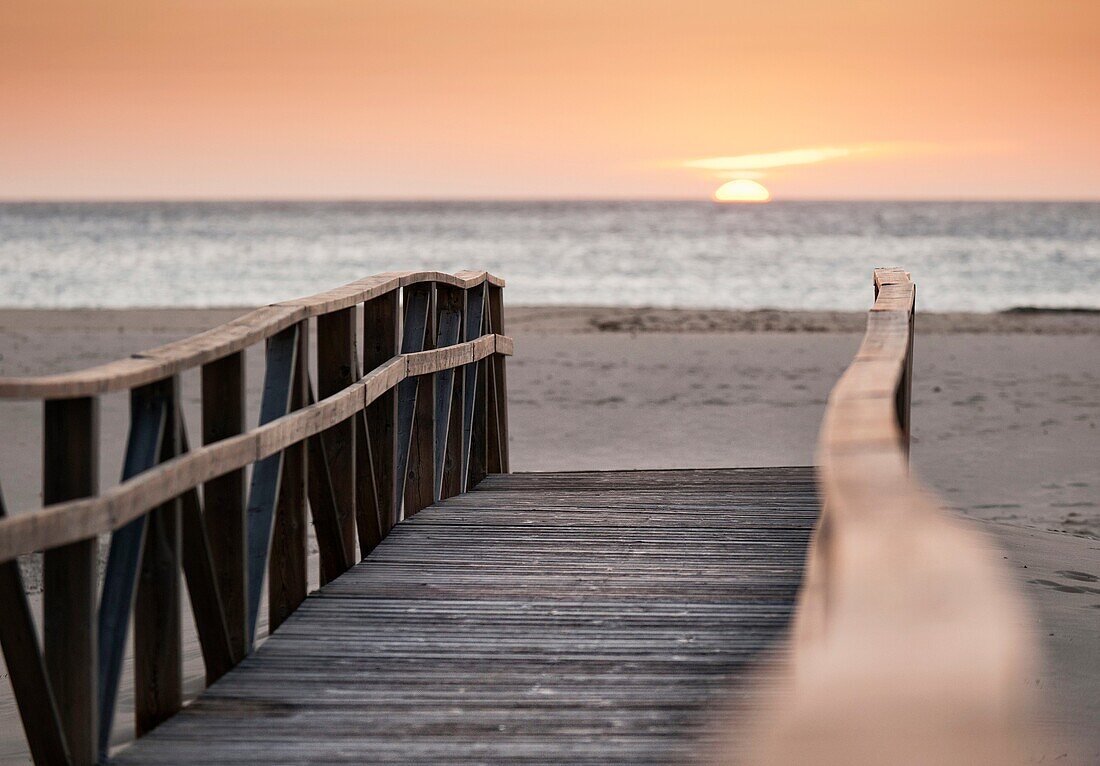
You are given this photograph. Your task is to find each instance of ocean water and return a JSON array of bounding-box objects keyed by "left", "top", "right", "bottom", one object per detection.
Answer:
[{"left": 1, "top": 201, "right": 1097, "bottom": 312}]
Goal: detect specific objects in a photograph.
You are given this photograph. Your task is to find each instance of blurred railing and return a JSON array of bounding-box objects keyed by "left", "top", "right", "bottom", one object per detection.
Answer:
[
  {"left": 0, "top": 270, "right": 511, "bottom": 764},
  {"left": 750, "top": 268, "right": 1038, "bottom": 764}
]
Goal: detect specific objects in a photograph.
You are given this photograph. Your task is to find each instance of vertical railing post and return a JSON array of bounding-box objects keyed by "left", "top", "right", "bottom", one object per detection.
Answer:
[
  {"left": 134, "top": 377, "right": 182, "bottom": 737},
  {"left": 396, "top": 282, "right": 434, "bottom": 519},
  {"left": 468, "top": 298, "right": 490, "bottom": 490},
  {"left": 486, "top": 282, "right": 510, "bottom": 473},
  {"left": 269, "top": 320, "right": 309, "bottom": 633},
  {"left": 317, "top": 308, "right": 358, "bottom": 566},
  {"left": 201, "top": 351, "right": 248, "bottom": 662},
  {"left": 245, "top": 323, "right": 300, "bottom": 646},
  {"left": 364, "top": 290, "right": 400, "bottom": 536},
  {"left": 434, "top": 285, "right": 465, "bottom": 500},
  {"left": 901, "top": 287, "right": 916, "bottom": 463},
  {"left": 0, "top": 483, "right": 70, "bottom": 765},
  {"left": 403, "top": 283, "right": 437, "bottom": 517},
  {"left": 43, "top": 396, "right": 98, "bottom": 765}
]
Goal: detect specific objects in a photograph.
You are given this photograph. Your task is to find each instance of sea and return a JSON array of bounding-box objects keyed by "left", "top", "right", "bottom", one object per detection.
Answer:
[{"left": 1, "top": 201, "right": 1098, "bottom": 312}]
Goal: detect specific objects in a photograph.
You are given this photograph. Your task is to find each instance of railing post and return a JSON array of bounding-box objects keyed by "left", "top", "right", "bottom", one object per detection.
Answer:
[
  {"left": 317, "top": 307, "right": 358, "bottom": 566},
  {"left": 0, "top": 483, "right": 70, "bottom": 765},
  {"left": 269, "top": 321, "right": 309, "bottom": 633},
  {"left": 135, "top": 376, "right": 182, "bottom": 737},
  {"left": 43, "top": 396, "right": 99, "bottom": 765},
  {"left": 468, "top": 303, "right": 490, "bottom": 490},
  {"left": 901, "top": 287, "right": 916, "bottom": 462},
  {"left": 486, "top": 283, "right": 510, "bottom": 473},
  {"left": 364, "top": 290, "right": 400, "bottom": 536},
  {"left": 397, "top": 282, "right": 435, "bottom": 518},
  {"left": 435, "top": 285, "right": 465, "bottom": 500},
  {"left": 201, "top": 351, "right": 248, "bottom": 662},
  {"left": 245, "top": 323, "right": 300, "bottom": 645}
]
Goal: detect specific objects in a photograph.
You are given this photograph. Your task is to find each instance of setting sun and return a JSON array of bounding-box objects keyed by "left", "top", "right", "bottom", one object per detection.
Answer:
[{"left": 713, "top": 179, "right": 771, "bottom": 203}]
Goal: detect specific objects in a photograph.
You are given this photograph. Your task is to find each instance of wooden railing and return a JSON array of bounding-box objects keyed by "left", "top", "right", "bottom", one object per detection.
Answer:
[
  {"left": 749, "top": 268, "right": 1039, "bottom": 764},
  {"left": 0, "top": 270, "right": 512, "bottom": 764}
]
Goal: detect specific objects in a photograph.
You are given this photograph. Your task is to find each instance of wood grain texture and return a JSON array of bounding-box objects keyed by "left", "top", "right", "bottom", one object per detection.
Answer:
[
  {"left": 363, "top": 291, "right": 400, "bottom": 536},
  {"left": 97, "top": 383, "right": 169, "bottom": 758},
  {"left": 0, "top": 484, "right": 70, "bottom": 765},
  {"left": 317, "top": 307, "right": 358, "bottom": 564},
  {"left": 134, "top": 378, "right": 182, "bottom": 737},
  {"left": 42, "top": 397, "right": 99, "bottom": 766},
  {"left": 111, "top": 468, "right": 818, "bottom": 765},
  {"left": 201, "top": 351, "right": 248, "bottom": 662},
  {"left": 748, "top": 269, "right": 1041, "bottom": 766},
  {"left": 0, "top": 271, "right": 504, "bottom": 399},
  {"left": 268, "top": 323, "right": 309, "bottom": 634},
  {"left": 0, "top": 337, "right": 510, "bottom": 562}
]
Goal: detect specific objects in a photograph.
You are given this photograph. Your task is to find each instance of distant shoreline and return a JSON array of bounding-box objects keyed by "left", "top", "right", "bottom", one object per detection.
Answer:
[{"left": 2, "top": 305, "right": 1099, "bottom": 336}]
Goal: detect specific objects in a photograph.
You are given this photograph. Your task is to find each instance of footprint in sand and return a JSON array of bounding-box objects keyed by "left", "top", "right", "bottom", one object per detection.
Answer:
[{"left": 1056, "top": 570, "right": 1099, "bottom": 583}]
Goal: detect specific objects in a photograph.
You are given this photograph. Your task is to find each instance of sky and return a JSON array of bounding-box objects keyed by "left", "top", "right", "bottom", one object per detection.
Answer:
[{"left": 1, "top": 0, "right": 1098, "bottom": 200}]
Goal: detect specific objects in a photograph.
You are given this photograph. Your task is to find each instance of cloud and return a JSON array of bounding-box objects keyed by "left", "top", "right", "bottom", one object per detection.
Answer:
[{"left": 683, "top": 142, "right": 926, "bottom": 175}]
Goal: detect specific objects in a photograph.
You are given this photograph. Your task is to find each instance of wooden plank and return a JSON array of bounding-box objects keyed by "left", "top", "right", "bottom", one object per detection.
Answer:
[
  {"left": 176, "top": 419, "right": 236, "bottom": 685},
  {"left": 42, "top": 397, "right": 99, "bottom": 766},
  {"left": 269, "top": 322, "right": 308, "bottom": 634},
  {"left": 396, "top": 283, "right": 431, "bottom": 519},
  {"left": 461, "top": 284, "right": 486, "bottom": 492},
  {"left": 110, "top": 468, "right": 817, "bottom": 765},
  {"left": 201, "top": 351, "right": 248, "bottom": 660},
  {"left": 0, "top": 482, "right": 70, "bottom": 765},
  {"left": 486, "top": 283, "right": 509, "bottom": 474},
  {"left": 433, "top": 286, "right": 464, "bottom": 500},
  {"left": 468, "top": 354, "right": 489, "bottom": 490},
  {"left": 363, "top": 290, "right": 399, "bottom": 538},
  {"left": 404, "top": 283, "right": 437, "bottom": 518},
  {"left": 317, "top": 307, "right": 358, "bottom": 565},
  {"left": 97, "top": 382, "right": 169, "bottom": 757},
  {"left": 134, "top": 377, "right": 182, "bottom": 737},
  {"left": 245, "top": 324, "right": 299, "bottom": 645}
]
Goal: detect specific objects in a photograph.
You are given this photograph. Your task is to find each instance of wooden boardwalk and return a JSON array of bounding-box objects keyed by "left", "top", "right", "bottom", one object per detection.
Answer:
[
  {"left": 111, "top": 467, "right": 818, "bottom": 764},
  {"left": 0, "top": 269, "right": 1042, "bottom": 765}
]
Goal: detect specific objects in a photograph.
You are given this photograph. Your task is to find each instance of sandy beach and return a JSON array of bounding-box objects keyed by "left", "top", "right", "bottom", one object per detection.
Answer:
[{"left": 0, "top": 306, "right": 1097, "bottom": 762}]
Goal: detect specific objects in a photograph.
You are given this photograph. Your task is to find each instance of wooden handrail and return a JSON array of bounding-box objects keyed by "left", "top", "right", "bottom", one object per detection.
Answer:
[
  {"left": 0, "top": 270, "right": 511, "bottom": 764},
  {"left": 0, "top": 270, "right": 504, "bottom": 399},
  {"left": 0, "top": 335, "right": 510, "bottom": 562},
  {"left": 748, "top": 268, "right": 1039, "bottom": 764}
]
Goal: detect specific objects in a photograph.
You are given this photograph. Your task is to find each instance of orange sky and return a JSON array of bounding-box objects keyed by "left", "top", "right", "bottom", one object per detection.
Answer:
[{"left": 2, "top": 0, "right": 1098, "bottom": 200}]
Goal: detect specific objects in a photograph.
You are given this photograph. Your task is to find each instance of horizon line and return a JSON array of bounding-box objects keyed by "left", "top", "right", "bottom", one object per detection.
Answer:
[{"left": 2, "top": 195, "right": 1099, "bottom": 204}]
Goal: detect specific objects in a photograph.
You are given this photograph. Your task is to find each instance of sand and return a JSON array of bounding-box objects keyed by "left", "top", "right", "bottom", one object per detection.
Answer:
[{"left": 0, "top": 306, "right": 1097, "bottom": 762}]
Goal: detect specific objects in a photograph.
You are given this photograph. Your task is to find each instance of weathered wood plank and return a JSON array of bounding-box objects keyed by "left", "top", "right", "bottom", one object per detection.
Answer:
[
  {"left": 0, "top": 483, "right": 70, "bottom": 765},
  {"left": 486, "top": 283, "right": 509, "bottom": 474},
  {"left": 269, "top": 322, "right": 308, "bottom": 634},
  {"left": 201, "top": 351, "right": 248, "bottom": 660},
  {"left": 460, "top": 284, "right": 485, "bottom": 492},
  {"left": 396, "top": 283, "right": 432, "bottom": 519},
  {"left": 97, "top": 382, "right": 169, "bottom": 757},
  {"left": 245, "top": 324, "right": 299, "bottom": 645},
  {"left": 317, "top": 307, "right": 358, "bottom": 565},
  {"left": 433, "top": 285, "right": 464, "bottom": 501},
  {"left": 112, "top": 468, "right": 817, "bottom": 765},
  {"left": 42, "top": 397, "right": 99, "bottom": 766},
  {"left": 134, "top": 377, "right": 182, "bottom": 737},
  {"left": 363, "top": 290, "right": 399, "bottom": 537}
]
